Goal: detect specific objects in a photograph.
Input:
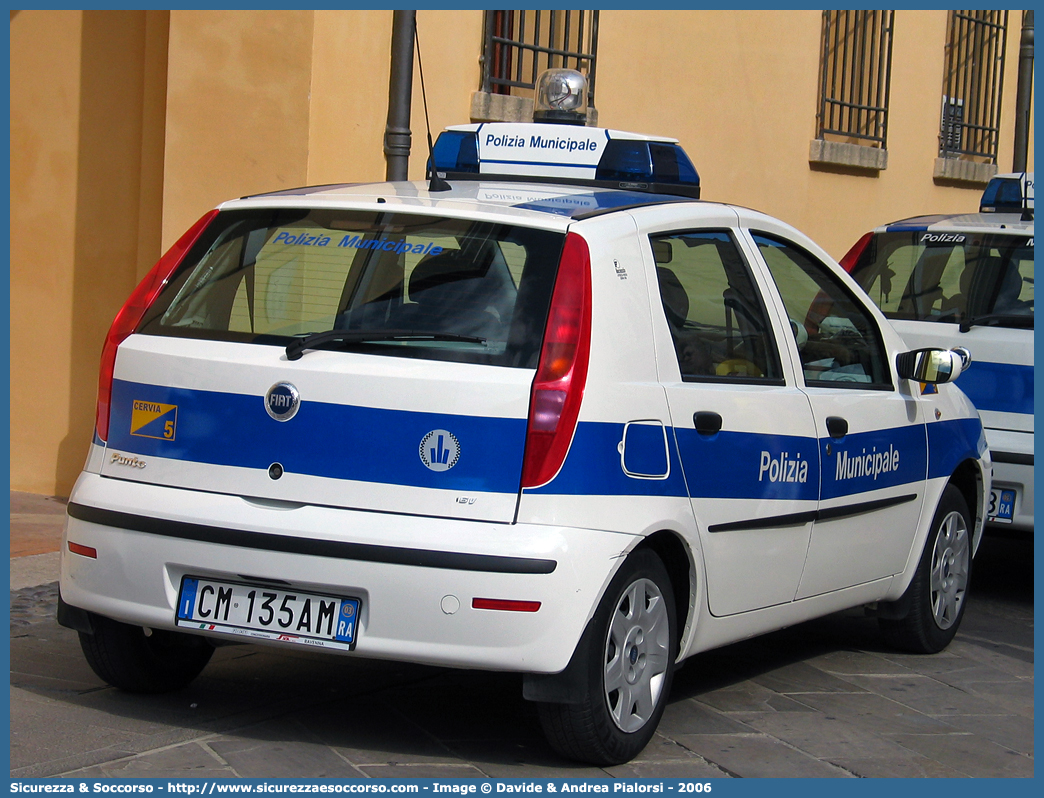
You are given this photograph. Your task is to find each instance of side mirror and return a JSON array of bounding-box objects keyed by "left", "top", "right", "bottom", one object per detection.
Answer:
[{"left": 896, "top": 347, "right": 971, "bottom": 384}]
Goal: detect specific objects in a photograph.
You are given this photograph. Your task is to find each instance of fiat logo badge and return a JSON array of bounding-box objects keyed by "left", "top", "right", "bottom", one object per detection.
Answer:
[{"left": 265, "top": 382, "right": 300, "bottom": 422}]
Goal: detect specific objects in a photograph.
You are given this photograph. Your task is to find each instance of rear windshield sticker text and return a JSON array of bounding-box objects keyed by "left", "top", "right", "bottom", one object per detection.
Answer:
[{"left": 273, "top": 230, "right": 443, "bottom": 257}]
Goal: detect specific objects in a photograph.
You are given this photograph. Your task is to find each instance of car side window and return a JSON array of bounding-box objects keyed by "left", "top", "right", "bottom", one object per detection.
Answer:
[
  {"left": 753, "top": 232, "right": 892, "bottom": 389},
  {"left": 650, "top": 230, "right": 782, "bottom": 383}
]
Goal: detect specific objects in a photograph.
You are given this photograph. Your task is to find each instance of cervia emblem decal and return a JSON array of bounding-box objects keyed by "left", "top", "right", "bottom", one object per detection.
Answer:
[
  {"left": 420, "top": 429, "right": 460, "bottom": 472},
  {"left": 265, "top": 382, "right": 300, "bottom": 422}
]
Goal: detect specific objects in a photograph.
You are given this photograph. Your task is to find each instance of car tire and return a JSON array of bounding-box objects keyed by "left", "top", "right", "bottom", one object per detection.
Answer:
[
  {"left": 538, "top": 548, "right": 677, "bottom": 765},
  {"left": 880, "top": 484, "right": 972, "bottom": 654},
  {"left": 79, "top": 615, "right": 214, "bottom": 693}
]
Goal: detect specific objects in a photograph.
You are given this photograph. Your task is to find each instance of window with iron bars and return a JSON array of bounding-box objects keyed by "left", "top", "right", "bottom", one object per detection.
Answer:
[
  {"left": 481, "top": 10, "right": 599, "bottom": 109},
  {"left": 939, "top": 10, "right": 1008, "bottom": 162},
  {"left": 816, "top": 10, "right": 894, "bottom": 149}
]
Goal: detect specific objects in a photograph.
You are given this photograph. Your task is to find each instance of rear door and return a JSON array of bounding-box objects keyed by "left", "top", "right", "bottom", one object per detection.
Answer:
[
  {"left": 100, "top": 206, "right": 567, "bottom": 524},
  {"left": 642, "top": 210, "right": 820, "bottom": 617}
]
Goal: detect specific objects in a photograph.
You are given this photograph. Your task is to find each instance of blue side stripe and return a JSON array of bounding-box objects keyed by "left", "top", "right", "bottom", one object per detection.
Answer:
[
  {"left": 674, "top": 429, "right": 819, "bottom": 502},
  {"left": 820, "top": 425, "right": 928, "bottom": 501},
  {"left": 109, "top": 380, "right": 526, "bottom": 494},
  {"left": 927, "top": 417, "right": 989, "bottom": 480},
  {"left": 527, "top": 421, "right": 689, "bottom": 497},
  {"left": 955, "top": 361, "right": 1034, "bottom": 416},
  {"left": 536, "top": 421, "right": 963, "bottom": 502}
]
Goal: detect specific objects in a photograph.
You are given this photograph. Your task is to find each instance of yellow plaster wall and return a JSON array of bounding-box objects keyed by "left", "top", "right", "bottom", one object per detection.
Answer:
[
  {"left": 161, "top": 10, "right": 315, "bottom": 249},
  {"left": 307, "top": 9, "right": 484, "bottom": 185},
  {"left": 136, "top": 11, "right": 171, "bottom": 280},
  {"left": 10, "top": 10, "right": 155, "bottom": 495},
  {"left": 307, "top": 10, "right": 393, "bottom": 185},
  {"left": 10, "top": 11, "right": 83, "bottom": 495}
]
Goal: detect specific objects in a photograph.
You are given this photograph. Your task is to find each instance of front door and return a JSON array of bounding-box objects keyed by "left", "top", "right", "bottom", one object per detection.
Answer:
[{"left": 746, "top": 230, "right": 928, "bottom": 598}]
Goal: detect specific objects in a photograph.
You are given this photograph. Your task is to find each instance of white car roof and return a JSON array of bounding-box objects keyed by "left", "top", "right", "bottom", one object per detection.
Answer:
[
  {"left": 877, "top": 212, "right": 1033, "bottom": 235},
  {"left": 220, "top": 179, "right": 730, "bottom": 228}
]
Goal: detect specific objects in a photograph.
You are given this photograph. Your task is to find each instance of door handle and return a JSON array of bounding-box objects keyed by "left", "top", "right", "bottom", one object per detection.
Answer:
[
  {"left": 826, "top": 416, "right": 848, "bottom": 439},
  {"left": 694, "top": 411, "right": 723, "bottom": 436}
]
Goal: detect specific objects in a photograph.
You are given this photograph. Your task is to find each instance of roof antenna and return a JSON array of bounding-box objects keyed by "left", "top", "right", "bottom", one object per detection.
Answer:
[{"left": 415, "top": 20, "right": 451, "bottom": 192}]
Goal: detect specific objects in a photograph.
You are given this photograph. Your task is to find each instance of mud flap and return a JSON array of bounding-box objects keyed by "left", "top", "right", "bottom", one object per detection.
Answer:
[{"left": 521, "top": 615, "right": 596, "bottom": 704}]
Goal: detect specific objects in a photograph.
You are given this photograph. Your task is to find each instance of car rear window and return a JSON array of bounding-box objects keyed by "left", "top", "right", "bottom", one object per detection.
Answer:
[
  {"left": 137, "top": 208, "right": 566, "bottom": 368},
  {"left": 850, "top": 231, "right": 1033, "bottom": 329}
]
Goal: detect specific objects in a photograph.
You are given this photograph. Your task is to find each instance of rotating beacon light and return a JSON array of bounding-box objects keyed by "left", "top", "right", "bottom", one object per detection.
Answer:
[{"left": 533, "top": 68, "right": 589, "bottom": 126}]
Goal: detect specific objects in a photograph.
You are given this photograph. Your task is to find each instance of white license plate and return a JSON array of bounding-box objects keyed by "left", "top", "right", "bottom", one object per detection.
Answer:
[
  {"left": 988, "top": 488, "right": 1016, "bottom": 523},
  {"left": 175, "top": 576, "right": 360, "bottom": 650}
]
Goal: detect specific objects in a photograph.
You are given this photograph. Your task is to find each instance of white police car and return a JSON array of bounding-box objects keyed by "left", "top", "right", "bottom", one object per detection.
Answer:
[
  {"left": 843, "top": 212, "right": 1032, "bottom": 533},
  {"left": 980, "top": 171, "right": 1033, "bottom": 214},
  {"left": 59, "top": 72, "right": 990, "bottom": 765}
]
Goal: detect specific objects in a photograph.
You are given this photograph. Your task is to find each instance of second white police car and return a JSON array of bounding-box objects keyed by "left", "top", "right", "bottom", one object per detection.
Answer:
[
  {"left": 842, "top": 208, "right": 1032, "bottom": 533},
  {"left": 59, "top": 73, "right": 990, "bottom": 765}
]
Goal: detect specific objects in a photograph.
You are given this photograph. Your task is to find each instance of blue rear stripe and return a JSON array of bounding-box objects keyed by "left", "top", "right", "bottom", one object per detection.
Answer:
[{"left": 109, "top": 380, "right": 526, "bottom": 494}]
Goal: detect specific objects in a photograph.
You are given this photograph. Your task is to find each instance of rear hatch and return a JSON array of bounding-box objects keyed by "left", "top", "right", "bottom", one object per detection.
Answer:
[{"left": 99, "top": 204, "right": 567, "bottom": 523}]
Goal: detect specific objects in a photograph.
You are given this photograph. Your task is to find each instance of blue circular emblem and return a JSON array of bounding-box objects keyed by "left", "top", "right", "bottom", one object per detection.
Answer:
[
  {"left": 265, "top": 382, "right": 300, "bottom": 422},
  {"left": 342, "top": 604, "right": 355, "bottom": 618},
  {"left": 420, "top": 429, "right": 460, "bottom": 472}
]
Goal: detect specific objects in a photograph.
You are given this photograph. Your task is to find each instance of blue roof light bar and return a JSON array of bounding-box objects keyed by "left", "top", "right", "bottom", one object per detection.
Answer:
[{"left": 428, "top": 123, "right": 700, "bottom": 199}]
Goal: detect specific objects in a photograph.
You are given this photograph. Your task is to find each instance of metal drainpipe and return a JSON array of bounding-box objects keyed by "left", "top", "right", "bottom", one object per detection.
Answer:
[
  {"left": 385, "top": 10, "right": 416, "bottom": 181},
  {"left": 1013, "top": 10, "right": 1033, "bottom": 173}
]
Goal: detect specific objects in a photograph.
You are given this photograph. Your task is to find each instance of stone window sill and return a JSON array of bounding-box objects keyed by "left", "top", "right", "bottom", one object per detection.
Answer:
[
  {"left": 932, "top": 158, "right": 997, "bottom": 186},
  {"left": 809, "top": 140, "right": 887, "bottom": 172}
]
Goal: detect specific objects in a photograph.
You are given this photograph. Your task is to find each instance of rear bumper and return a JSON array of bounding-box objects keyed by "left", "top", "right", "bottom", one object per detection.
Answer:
[
  {"left": 986, "top": 428, "right": 1033, "bottom": 532},
  {"left": 60, "top": 473, "right": 636, "bottom": 673}
]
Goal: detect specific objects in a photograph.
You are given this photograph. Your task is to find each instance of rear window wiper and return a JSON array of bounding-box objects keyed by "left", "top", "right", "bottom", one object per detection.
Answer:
[
  {"left": 959, "top": 313, "right": 1034, "bottom": 333},
  {"left": 285, "top": 329, "right": 487, "bottom": 360}
]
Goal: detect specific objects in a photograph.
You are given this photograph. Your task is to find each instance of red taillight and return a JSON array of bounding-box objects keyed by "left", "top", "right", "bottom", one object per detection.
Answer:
[
  {"left": 839, "top": 231, "right": 873, "bottom": 273},
  {"left": 472, "top": 598, "right": 541, "bottom": 613},
  {"left": 521, "top": 232, "right": 592, "bottom": 488},
  {"left": 67, "top": 541, "right": 98, "bottom": 559},
  {"left": 95, "top": 210, "right": 219, "bottom": 442}
]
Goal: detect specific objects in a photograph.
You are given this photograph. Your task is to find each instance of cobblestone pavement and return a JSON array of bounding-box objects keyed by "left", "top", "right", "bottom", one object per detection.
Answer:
[{"left": 8, "top": 506, "right": 1033, "bottom": 779}]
